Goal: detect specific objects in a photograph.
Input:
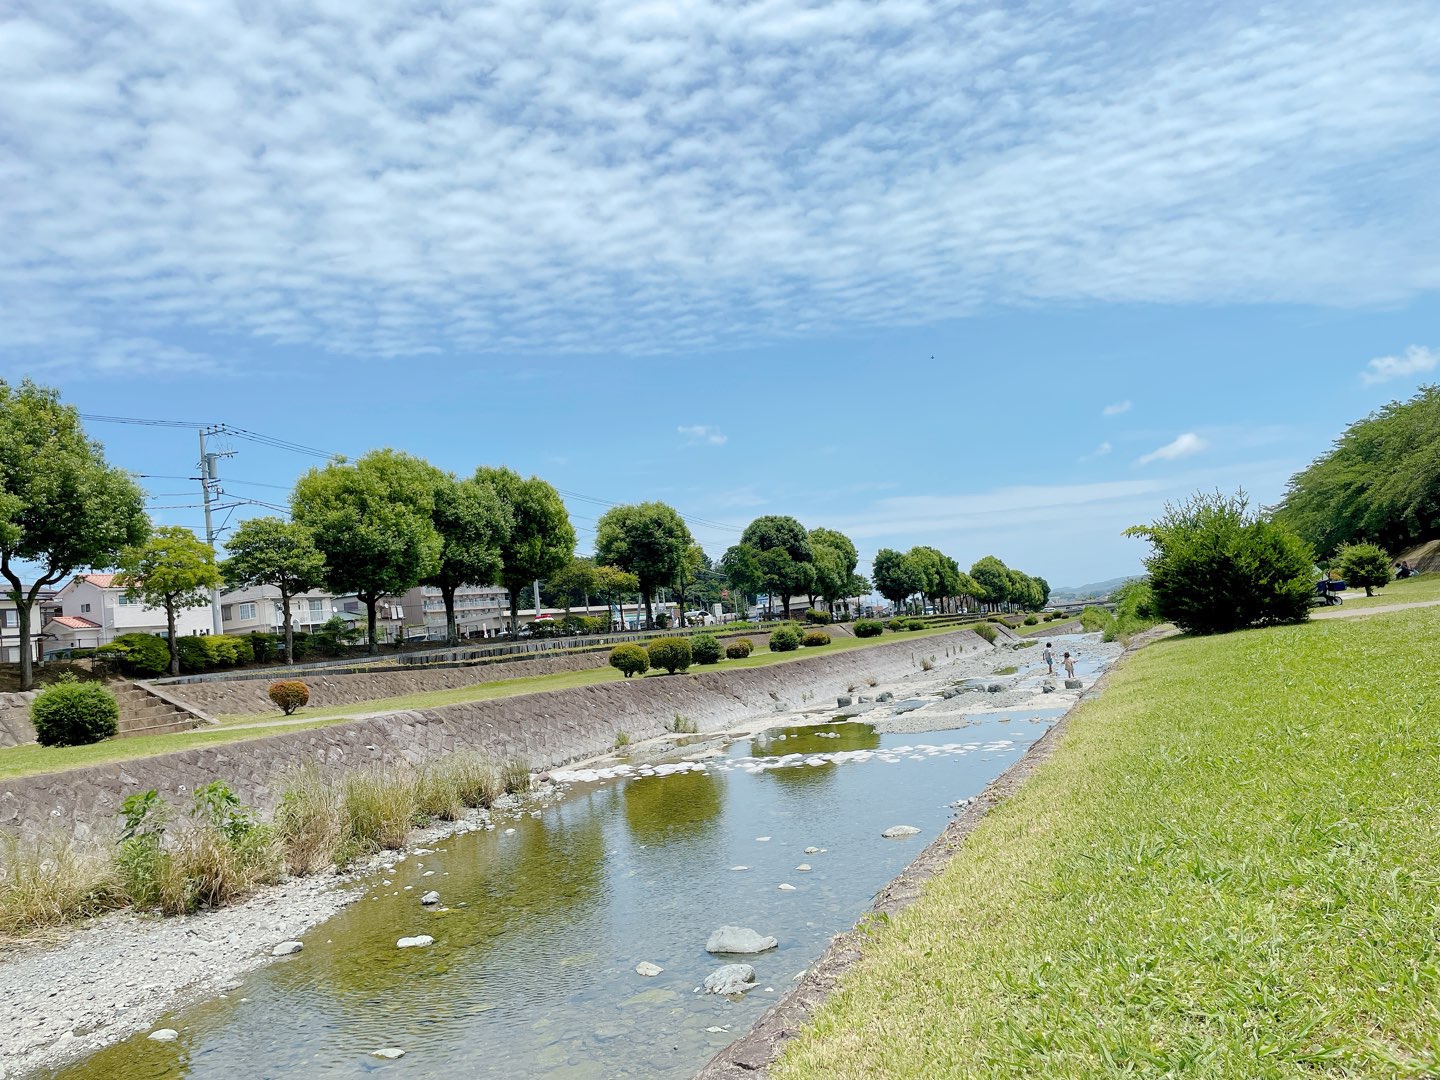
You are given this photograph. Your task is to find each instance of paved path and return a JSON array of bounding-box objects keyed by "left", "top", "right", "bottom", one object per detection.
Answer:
[{"left": 1312, "top": 598, "right": 1440, "bottom": 620}]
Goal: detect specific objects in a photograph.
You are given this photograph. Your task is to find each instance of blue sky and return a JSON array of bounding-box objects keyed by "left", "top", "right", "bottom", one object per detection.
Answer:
[{"left": 3, "top": 0, "right": 1438, "bottom": 586}]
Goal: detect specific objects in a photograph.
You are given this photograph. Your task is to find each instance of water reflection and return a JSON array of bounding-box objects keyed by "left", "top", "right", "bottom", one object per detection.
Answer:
[{"left": 622, "top": 767, "right": 726, "bottom": 844}]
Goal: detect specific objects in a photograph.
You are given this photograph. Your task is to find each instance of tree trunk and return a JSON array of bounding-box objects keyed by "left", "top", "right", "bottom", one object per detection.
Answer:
[
  {"left": 443, "top": 585, "right": 458, "bottom": 645},
  {"left": 643, "top": 588, "right": 654, "bottom": 630},
  {"left": 16, "top": 592, "right": 33, "bottom": 690},
  {"left": 167, "top": 601, "right": 180, "bottom": 676},
  {"left": 366, "top": 597, "right": 379, "bottom": 655},
  {"left": 779, "top": 592, "right": 791, "bottom": 621},
  {"left": 1366, "top": 585, "right": 1375, "bottom": 597},
  {"left": 616, "top": 591, "right": 625, "bottom": 632},
  {"left": 281, "top": 588, "right": 296, "bottom": 664},
  {"left": 508, "top": 589, "right": 520, "bottom": 637}
]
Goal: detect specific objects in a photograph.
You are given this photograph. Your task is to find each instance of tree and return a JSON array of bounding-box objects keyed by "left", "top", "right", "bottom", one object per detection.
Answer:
[
  {"left": 116, "top": 526, "right": 223, "bottom": 676},
  {"left": 810, "top": 527, "right": 859, "bottom": 616},
  {"left": 720, "top": 543, "right": 765, "bottom": 614},
  {"left": 594, "top": 502, "right": 693, "bottom": 629},
  {"left": 0, "top": 381, "right": 149, "bottom": 689},
  {"left": 741, "top": 515, "right": 814, "bottom": 618},
  {"left": 1125, "top": 490, "right": 1314, "bottom": 634},
  {"left": 475, "top": 467, "right": 576, "bottom": 634},
  {"left": 425, "top": 473, "right": 511, "bottom": 645},
  {"left": 1333, "top": 542, "right": 1392, "bottom": 597},
  {"left": 906, "top": 546, "right": 951, "bottom": 614},
  {"left": 672, "top": 543, "right": 706, "bottom": 626},
  {"left": 222, "top": 517, "right": 327, "bottom": 664},
  {"left": 548, "top": 556, "right": 602, "bottom": 611},
  {"left": 292, "top": 450, "right": 444, "bottom": 654},
  {"left": 970, "top": 556, "right": 1012, "bottom": 612},
  {"left": 594, "top": 564, "right": 639, "bottom": 631},
  {"left": 872, "top": 548, "right": 922, "bottom": 614}
]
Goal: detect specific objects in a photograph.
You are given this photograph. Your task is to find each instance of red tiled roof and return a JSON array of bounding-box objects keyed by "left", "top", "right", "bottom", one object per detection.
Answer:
[
  {"left": 51, "top": 616, "right": 102, "bottom": 630},
  {"left": 81, "top": 573, "right": 118, "bottom": 588}
]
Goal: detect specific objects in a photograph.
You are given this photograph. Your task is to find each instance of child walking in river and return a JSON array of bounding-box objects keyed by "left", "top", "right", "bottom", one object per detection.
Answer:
[
  {"left": 1042, "top": 643, "right": 1055, "bottom": 675},
  {"left": 1062, "top": 651, "right": 1076, "bottom": 679}
]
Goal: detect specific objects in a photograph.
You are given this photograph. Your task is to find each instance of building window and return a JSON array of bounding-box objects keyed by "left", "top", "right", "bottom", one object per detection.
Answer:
[
  {"left": 116, "top": 594, "right": 135, "bottom": 606},
  {"left": 308, "top": 599, "right": 326, "bottom": 620},
  {"left": 238, "top": 602, "right": 257, "bottom": 621},
  {"left": 1, "top": 610, "right": 15, "bottom": 628},
  {"left": 80, "top": 603, "right": 91, "bottom": 613}
]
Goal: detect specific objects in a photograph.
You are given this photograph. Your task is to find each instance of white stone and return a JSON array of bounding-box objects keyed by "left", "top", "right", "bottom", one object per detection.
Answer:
[
  {"left": 397, "top": 935, "right": 434, "bottom": 949},
  {"left": 420, "top": 891, "right": 441, "bottom": 906},
  {"left": 795, "top": 864, "right": 812, "bottom": 872},
  {"left": 778, "top": 883, "right": 796, "bottom": 891},
  {"left": 372, "top": 1047, "right": 406, "bottom": 1059},
  {"left": 881, "top": 825, "right": 921, "bottom": 838},
  {"left": 703, "top": 964, "right": 757, "bottom": 996},
  {"left": 271, "top": 941, "right": 303, "bottom": 956},
  {"left": 804, "top": 846, "right": 821, "bottom": 854},
  {"left": 635, "top": 962, "right": 664, "bottom": 977},
  {"left": 730, "top": 866, "right": 749, "bottom": 872},
  {"left": 148, "top": 1029, "right": 178, "bottom": 1042},
  {"left": 706, "top": 926, "right": 777, "bottom": 954}
]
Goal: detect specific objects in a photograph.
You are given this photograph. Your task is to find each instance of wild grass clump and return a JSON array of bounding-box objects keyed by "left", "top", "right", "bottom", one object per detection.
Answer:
[
  {"left": 667, "top": 714, "right": 698, "bottom": 734},
  {"left": 614, "top": 730, "right": 631, "bottom": 749},
  {"left": 274, "top": 764, "right": 342, "bottom": 875},
  {"left": 970, "top": 623, "right": 998, "bottom": 644},
  {"left": 340, "top": 769, "right": 416, "bottom": 854},
  {"left": 0, "top": 837, "right": 123, "bottom": 935},
  {"left": 501, "top": 757, "right": 532, "bottom": 794}
]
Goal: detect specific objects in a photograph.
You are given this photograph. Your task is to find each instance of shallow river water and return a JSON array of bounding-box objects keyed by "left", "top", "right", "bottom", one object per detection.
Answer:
[{"left": 53, "top": 707, "right": 1065, "bottom": 1080}]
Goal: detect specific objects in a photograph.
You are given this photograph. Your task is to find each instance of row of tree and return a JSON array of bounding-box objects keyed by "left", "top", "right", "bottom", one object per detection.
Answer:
[{"left": 872, "top": 548, "right": 1050, "bottom": 615}]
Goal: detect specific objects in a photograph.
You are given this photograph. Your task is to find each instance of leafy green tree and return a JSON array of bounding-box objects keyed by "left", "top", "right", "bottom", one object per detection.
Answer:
[
  {"left": 293, "top": 450, "right": 444, "bottom": 653},
  {"left": 0, "top": 381, "right": 149, "bottom": 689},
  {"left": 741, "top": 515, "right": 814, "bottom": 618},
  {"left": 872, "top": 548, "right": 922, "bottom": 614},
  {"left": 548, "top": 556, "right": 602, "bottom": 611},
  {"left": 810, "top": 527, "right": 859, "bottom": 616},
  {"left": 1276, "top": 385, "right": 1440, "bottom": 555},
  {"left": 475, "top": 467, "right": 576, "bottom": 634},
  {"left": 672, "top": 542, "right": 706, "bottom": 626},
  {"left": 953, "top": 571, "right": 983, "bottom": 611},
  {"left": 1333, "top": 542, "right": 1392, "bottom": 597},
  {"left": 906, "top": 546, "right": 954, "bottom": 614},
  {"left": 116, "top": 526, "right": 224, "bottom": 676},
  {"left": 222, "top": 517, "right": 328, "bottom": 664},
  {"left": 721, "top": 543, "right": 765, "bottom": 613},
  {"left": 594, "top": 502, "right": 693, "bottom": 629},
  {"left": 1126, "top": 491, "right": 1314, "bottom": 634},
  {"left": 970, "top": 556, "right": 1012, "bottom": 612},
  {"left": 594, "top": 564, "right": 639, "bottom": 631},
  {"left": 425, "top": 473, "right": 511, "bottom": 645}
]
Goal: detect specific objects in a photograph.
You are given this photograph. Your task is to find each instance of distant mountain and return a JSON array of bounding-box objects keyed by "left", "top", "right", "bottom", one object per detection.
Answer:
[{"left": 1049, "top": 575, "right": 1142, "bottom": 603}]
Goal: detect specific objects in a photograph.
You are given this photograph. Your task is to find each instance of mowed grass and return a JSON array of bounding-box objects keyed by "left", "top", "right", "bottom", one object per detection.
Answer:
[
  {"left": 773, "top": 606, "right": 1440, "bottom": 1080},
  {"left": 1339, "top": 571, "right": 1440, "bottom": 609},
  {"left": 0, "top": 623, "right": 971, "bottom": 781}
]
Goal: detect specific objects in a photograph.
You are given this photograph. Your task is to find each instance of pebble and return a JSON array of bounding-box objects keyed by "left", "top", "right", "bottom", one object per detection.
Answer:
[
  {"left": 372, "top": 1047, "right": 406, "bottom": 1059},
  {"left": 795, "top": 864, "right": 812, "bottom": 872},
  {"left": 778, "top": 883, "right": 796, "bottom": 891},
  {"left": 803, "top": 846, "right": 821, "bottom": 854},
  {"left": 729, "top": 866, "right": 749, "bottom": 872},
  {"left": 420, "top": 892, "right": 441, "bottom": 906},
  {"left": 396, "top": 936, "right": 434, "bottom": 949},
  {"left": 271, "top": 941, "right": 303, "bottom": 957},
  {"left": 635, "top": 962, "right": 664, "bottom": 978},
  {"left": 147, "top": 1029, "right": 178, "bottom": 1042}
]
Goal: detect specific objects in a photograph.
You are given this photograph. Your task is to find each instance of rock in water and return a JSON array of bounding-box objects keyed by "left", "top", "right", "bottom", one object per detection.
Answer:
[
  {"left": 271, "top": 941, "right": 303, "bottom": 956},
  {"left": 986, "top": 683, "right": 1003, "bottom": 693},
  {"left": 703, "top": 964, "right": 757, "bottom": 996},
  {"left": 804, "top": 846, "right": 821, "bottom": 854},
  {"left": 881, "top": 825, "right": 921, "bottom": 838},
  {"left": 778, "top": 883, "right": 796, "bottom": 891},
  {"left": 1065, "top": 678, "right": 1083, "bottom": 689},
  {"left": 420, "top": 891, "right": 441, "bottom": 906},
  {"left": 635, "top": 961, "right": 663, "bottom": 977},
  {"left": 836, "top": 695, "right": 852, "bottom": 708},
  {"left": 397, "top": 935, "right": 434, "bottom": 949},
  {"left": 876, "top": 691, "right": 894, "bottom": 703},
  {"left": 148, "top": 1029, "right": 179, "bottom": 1042},
  {"left": 1041, "top": 682, "right": 1057, "bottom": 694},
  {"left": 372, "top": 1048, "right": 406, "bottom": 1059},
  {"left": 706, "top": 926, "right": 778, "bottom": 954}
]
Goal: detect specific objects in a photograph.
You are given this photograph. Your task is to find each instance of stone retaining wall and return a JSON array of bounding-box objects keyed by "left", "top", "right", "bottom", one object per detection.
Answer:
[
  {"left": 160, "top": 631, "right": 763, "bottom": 717},
  {"left": 0, "top": 693, "right": 37, "bottom": 750},
  {"left": 0, "top": 629, "right": 989, "bottom": 845}
]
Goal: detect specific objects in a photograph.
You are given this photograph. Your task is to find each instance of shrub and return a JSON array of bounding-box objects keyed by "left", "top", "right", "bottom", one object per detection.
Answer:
[
  {"left": 853, "top": 619, "right": 885, "bottom": 638},
  {"left": 803, "top": 609, "right": 831, "bottom": 625},
  {"left": 95, "top": 633, "right": 169, "bottom": 677},
  {"left": 769, "top": 624, "right": 802, "bottom": 652},
  {"left": 668, "top": 714, "right": 698, "bottom": 734},
  {"left": 801, "top": 629, "right": 831, "bottom": 647},
  {"left": 609, "top": 644, "right": 649, "bottom": 678},
  {"left": 1126, "top": 491, "right": 1313, "bottom": 634},
  {"left": 267, "top": 681, "right": 310, "bottom": 715},
  {"left": 906, "top": 618, "right": 927, "bottom": 631},
  {"left": 725, "top": 637, "right": 754, "bottom": 659},
  {"left": 176, "top": 635, "right": 216, "bottom": 673},
  {"left": 646, "top": 636, "right": 692, "bottom": 674},
  {"left": 726, "top": 620, "right": 755, "bottom": 631},
  {"left": 1023, "top": 615, "right": 1039, "bottom": 625},
  {"left": 1333, "top": 542, "right": 1392, "bottom": 597},
  {"left": 654, "top": 613, "right": 671, "bottom": 629},
  {"left": 690, "top": 633, "right": 723, "bottom": 664},
  {"left": 1080, "top": 606, "right": 1113, "bottom": 633},
  {"left": 614, "top": 730, "right": 631, "bottom": 748},
  {"left": 971, "top": 622, "right": 998, "bottom": 644},
  {"left": 30, "top": 675, "right": 119, "bottom": 747},
  {"left": 248, "top": 631, "right": 281, "bottom": 663},
  {"left": 887, "top": 618, "right": 909, "bottom": 631}
]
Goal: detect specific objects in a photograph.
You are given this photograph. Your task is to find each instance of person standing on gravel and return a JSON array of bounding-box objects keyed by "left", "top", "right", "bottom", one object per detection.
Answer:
[
  {"left": 1062, "top": 651, "right": 1076, "bottom": 679},
  {"left": 1043, "top": 643, "right": 1055, "bottom": 675}
]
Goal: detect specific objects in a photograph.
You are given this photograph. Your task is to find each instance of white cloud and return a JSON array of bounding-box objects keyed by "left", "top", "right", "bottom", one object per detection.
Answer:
[
  {"left": 1138, "top": 432, "right": 1208, "bottom": 465},
  {"left": 1081, "top": 441, "right": 1113, "bottom": 461},
  {"left": 1102, "top": 401, "right": 1132, "bottom": 417},
  {"left": 1360, "top": 345, "right": 1438, "bottom": 385},
  {"left": 678, "top": 424, "right": 727, "bottom": 446},
  {"left": 2, "top": 2, "right": 1439, "bottom": 372}
]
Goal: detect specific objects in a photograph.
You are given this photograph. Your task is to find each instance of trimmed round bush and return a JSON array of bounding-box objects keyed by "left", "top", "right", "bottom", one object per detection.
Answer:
[
  {"left": 609, "top": 644, "right": 649, "bottom": 678},
  {"left": 1023, "top": 615, "right": 1039, "bottom": 625},
  {"left": 267, "top": 680, "right": 311, "bottom": 715},
  {"left": 725, "top": 637, "right": 754, "bottom": 659},
  {"left": 690, "top": 633, "right": 723, "bottom": 665},
  {"left": 803, "top": 609, "right": 831, "bottom": 625},
  {"left": 768, "top": 624, "right": 802, "bottom": 652},
  {"left": 853, "top": 619, "right": 884, "bottom": 638},
  {"left": 95, "top": 632, "right": 169, "bottom": 677},
  {"left": 31, "top": 676, "right": 119, "bottom": 747},
  {"left": 905, "top": 618, "right": 927, "bottom": 631},
  {"left": 801, "top": 629, "right": 831, "bottom": 647},
  {"left": 887, "top": 618, "right": 910, "bottom": 631},
  {"left": 646, "top": 636, "right": 692, "bottom": 674}
]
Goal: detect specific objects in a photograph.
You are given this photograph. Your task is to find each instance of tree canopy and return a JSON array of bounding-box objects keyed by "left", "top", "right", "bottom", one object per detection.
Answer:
[
  {"left": 117, "top": 525, "right": 223, "bottom": 676},
  {"left": 741, "top": 515, "right": 814, "bottom": 616},
  {"left": 0, "top": 380, "right": 149, "bottom": 688},
  {"left": 594, "top": 501, "right": 693, "bottom": 628},
  {"left": 872, "top": 548, "right": 923, "bottom": 611},
  {"left": 425, "top": 472, "right": 512, "bottom": 644},
  {"left": 476, "top": 466, "right": 576, "bottom": 631},
  {"left": 222, "top": 516, "right": 328, "bottom": 663}
]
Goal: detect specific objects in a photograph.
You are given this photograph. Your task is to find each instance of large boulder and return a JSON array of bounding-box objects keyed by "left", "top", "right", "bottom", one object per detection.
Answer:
[
  {"left": 881, "top": 825, "right": 921, "bottom": 838},
  {"left": 705, "top": 926, "right": 778, "bottom": 954},
  {"left": 703, "top": 964, "right": 757, "bottom": 996}
]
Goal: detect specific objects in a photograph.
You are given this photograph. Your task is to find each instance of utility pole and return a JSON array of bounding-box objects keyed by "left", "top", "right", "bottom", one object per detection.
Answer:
[{"left": 198, "top": 426, "right": 233, "bottom": 635}]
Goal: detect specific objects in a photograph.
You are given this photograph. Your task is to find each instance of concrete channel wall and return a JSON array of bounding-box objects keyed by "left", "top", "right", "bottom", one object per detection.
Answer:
[{"left": 0, "top": 628, "right": 991, "bottom": 845}]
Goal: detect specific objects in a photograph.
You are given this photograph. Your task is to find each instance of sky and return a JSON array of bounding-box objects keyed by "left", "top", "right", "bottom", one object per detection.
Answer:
[{"left": 3, "top": 0, "right": 1439, "bottom": 587}]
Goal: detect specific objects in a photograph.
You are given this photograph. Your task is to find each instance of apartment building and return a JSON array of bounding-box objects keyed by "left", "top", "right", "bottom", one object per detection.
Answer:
[
  {"left": 41, "top": 573, "right": 212, "bottom": 654},
  {"left": 397, "top": 584, "right": 512, "bottom": 639},
  {"left": 219, "top": 585, "right": 343, "bottom": 635}
]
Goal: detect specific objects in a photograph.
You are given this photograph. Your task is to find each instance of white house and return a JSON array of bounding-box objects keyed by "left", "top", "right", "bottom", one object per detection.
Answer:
[
  {"left": 220, "top": 585, "right": 342, "bottom": 635},
  {"left": 41, "top": 573, "right": 213, "bottom": 654},
  {"left": 0, "top": 590, "right": 57, "bottom": 664}
]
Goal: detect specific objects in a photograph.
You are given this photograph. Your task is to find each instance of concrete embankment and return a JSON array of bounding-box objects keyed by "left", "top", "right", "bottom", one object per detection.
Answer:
[{"left": 0, "top": 629, "right": 991, "bottom": 845}]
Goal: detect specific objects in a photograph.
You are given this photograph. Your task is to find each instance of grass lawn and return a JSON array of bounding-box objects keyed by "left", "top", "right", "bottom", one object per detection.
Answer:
[
  {"left": 773, "top": 605, "right": 1440, "bottom": 1080},
  {"left": 1337, "top": 571, "right": 1440, "bottom": 609},
  {"left": 0, "top": 622, "right": 972, "bottom": 781}
]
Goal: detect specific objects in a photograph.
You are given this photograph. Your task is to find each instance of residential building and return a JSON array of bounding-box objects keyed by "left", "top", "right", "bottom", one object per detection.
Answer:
[
  {"left": 219, "top": 585, "right": 343, "bottom": 636},
  {"left": 398, "top": 584, "right": 511, "bottom": 639},
  {"left": 0, "top": 589, "right": 57, "bottom": 663},
  {"left": 41, "top": 573, "right": 212, "bottom": 654}
]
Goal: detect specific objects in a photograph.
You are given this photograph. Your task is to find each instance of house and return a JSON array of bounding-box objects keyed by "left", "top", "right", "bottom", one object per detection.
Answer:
[
  {"left": 220, "top": 585, "right": 343, "bottom": 636},
  {"left": 41, "top": 573, "right": 213, "bottom": 655},
  {"left": 0, "top": 589, "right": 57, "bottom": 663}
]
